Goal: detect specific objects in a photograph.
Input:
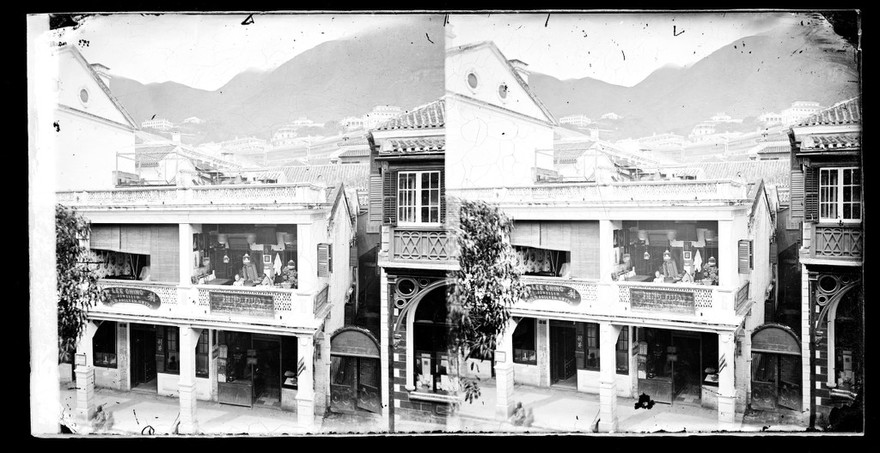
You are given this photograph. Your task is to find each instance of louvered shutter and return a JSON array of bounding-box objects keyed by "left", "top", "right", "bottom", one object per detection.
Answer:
[
  {"left": 804, "top": 167, "right": 819, "bottom": 222},
  {"left": 738, "top": 239, "right": 752, "bottom": 274},
  {"left": 317, "top": 243, "right": 330, "bottom": 278},
  {"left": 150, "top": 225, "right": 179, "bottom": 283},
  {"left": 89, "top": 225, "right": 120, "bottom": 251},
  {"left": 382, "top": 170, "right": 397, "bottom": 226},
  {"left": 789, "top": 170, "right": 804, "bottom": 219},
  {"left": 368, "top": 174, "right": 383, "bottom": 231},
  {"left": 350, "top": 242, "right": 358, "bottom": 267}
]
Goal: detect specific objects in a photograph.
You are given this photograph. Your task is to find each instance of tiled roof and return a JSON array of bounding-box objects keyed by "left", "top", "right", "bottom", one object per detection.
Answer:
[
  {"left": 679, "top": 160, "right": 790, "bottom": 187},
  {"left": 278, "top": 164, "right": 371, "bottom": 191},
  {"left": 796, "top": 97, "right": 861, "bottom": 127},
  {"left": 374, "top": 99, "right": 445, "bottom": 131},
  {"left": 757, "top": 144, "right": 792, "bottom": 155},
  {"left": 337, "top": 147, "right": 371, "bottom": 158},
  {"left": 801, "top": 133, "right": 861, "bottom": 150},
  {"left": 381, "top": 137, "right": 445, "bottom": 155}
]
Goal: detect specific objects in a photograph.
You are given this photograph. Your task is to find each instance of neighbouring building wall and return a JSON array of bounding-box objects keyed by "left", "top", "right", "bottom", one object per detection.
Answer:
[
  {"left": 446, "top": 95, "right": 554, "bottom": 190},
  {"left": 55, "top": 110, "right": 135, "bottom": 191}
]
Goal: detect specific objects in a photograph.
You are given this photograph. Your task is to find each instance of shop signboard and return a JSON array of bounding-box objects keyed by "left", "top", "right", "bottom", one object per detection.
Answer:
[
  {"left": 525, "top": 284, "right": 581, "bottom": 305},
  {"left": 630, "top": 288, "right": 695, "bottom": 315},
  {"left": 102, "top": 286, "right": 161, "bottom": 309},
  {"left": 209, "top": 291, "right": 275, "bottom": 317}
]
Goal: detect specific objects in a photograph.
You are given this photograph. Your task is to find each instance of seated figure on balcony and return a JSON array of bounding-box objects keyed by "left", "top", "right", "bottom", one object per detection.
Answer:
[
  {"left": 240, "top": 254, "right": 259, "bottom": 284},
  {"left": 660, "top": 250, "right": 680, "bottom": 280}
]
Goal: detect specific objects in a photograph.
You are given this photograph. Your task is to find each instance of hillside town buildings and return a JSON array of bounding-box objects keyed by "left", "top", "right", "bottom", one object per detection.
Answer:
[{"left": 42, "top": 20, "right": 861, "bottom": 437}]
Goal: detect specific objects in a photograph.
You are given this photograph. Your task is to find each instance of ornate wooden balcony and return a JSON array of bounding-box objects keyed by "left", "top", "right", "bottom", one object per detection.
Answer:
[
  {"left": 378, "top": 226, "right": 459, "bottom": 270},
  {"left": 801, "top": 223, "right": 863, "bottom": 264}
]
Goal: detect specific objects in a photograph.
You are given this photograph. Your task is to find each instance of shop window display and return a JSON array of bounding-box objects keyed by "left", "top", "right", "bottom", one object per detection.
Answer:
[
  {"left": 413, "top": 289, "right": 452, "bottom": 393},
  {"left": 584, "top": 323, "right": 600, "bottom": 370},
  {"left": 617, "top": 221, "right": 719, "bottom": 285},
  {"left": 92, "top": 322, "right": 117, "bottom": 368},
  {"left": 515, "top": 246, "right": 570, "bottom": 277},
  {"left": 156, "top": 326, "right": 180, "bottom": 375},
  {"left": 281, "top": 336, "right": 298, "bottom": 389},
  {"left": 616, "top": 328, "right": 629, "bottom": 374},
  {"left": 195, "top": 330, "right": 209, "bottom": 378},
  {"left": 513, "top": 318, "right": 537, "bottom": 365}
]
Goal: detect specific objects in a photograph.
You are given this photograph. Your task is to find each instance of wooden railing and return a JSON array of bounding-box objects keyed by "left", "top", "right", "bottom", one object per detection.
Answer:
[
  {"left": 811, "top": 225, "right": 863, "bottom": 259},
  {"left": 390, "top": 227, "right": 455, "bottom": 262}
]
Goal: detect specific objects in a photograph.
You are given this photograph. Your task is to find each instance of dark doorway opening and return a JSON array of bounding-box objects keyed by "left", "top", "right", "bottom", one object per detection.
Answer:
[
  {"left": 131, "top": 325, "right": 157, "bottom": 391},
  {"left": 550, "top": 322, "right": 577, "bottom": 386}
]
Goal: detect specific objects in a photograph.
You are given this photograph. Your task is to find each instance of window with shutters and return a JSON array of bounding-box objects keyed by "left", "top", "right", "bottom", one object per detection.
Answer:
[
  {"left": 819, "top": 167, "right": 861, "bottom": 223},
  {"left": 738, "top": 239, "right": 753, "bottom": 274},
  {"left": 397, "top": 171, "right": 440, "bottom": 225},
  {"left": 317, "top": 243, "right": 331, "bottom": 277}
]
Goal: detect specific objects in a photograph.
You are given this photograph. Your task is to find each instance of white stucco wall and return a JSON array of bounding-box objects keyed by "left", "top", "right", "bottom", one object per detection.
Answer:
[
  {"left": 445, "top": 44, "right": 555, "bottom": 191},
  {"left": 54, "top": 47, "right": 135, "bottom": 191}
]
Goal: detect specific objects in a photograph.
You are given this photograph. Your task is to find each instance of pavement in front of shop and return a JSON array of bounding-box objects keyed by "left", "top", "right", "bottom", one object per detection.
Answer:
[
  {"left": 54, "top": 381, "right": 810, "bottom": 437},
  {"left": 449, "top": 380, "right": 810, "bottom": 434}
]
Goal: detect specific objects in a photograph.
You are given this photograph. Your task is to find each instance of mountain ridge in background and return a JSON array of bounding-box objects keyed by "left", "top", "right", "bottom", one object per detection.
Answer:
[{"left": 110, "top": 19, "right": 445, "bottom": 143}]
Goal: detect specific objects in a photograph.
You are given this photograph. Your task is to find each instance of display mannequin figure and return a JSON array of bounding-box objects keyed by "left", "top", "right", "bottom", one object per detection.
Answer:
[{"left": 240, "top": 254, "right": 259, "bottom": 283}]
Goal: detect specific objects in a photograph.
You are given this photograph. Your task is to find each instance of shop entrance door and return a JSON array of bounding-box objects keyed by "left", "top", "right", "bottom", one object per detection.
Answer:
[
  {"left": 252, "top": 336, "right": 281, "bottom": 405},
  {"left": 131, "top": 325, "right": 157, "bottom": 389},
  {"left": 671, "top": 334, "right": 701, "bottom": 405},
  {"left": 751, "top": 353, "right": 802, "bottom": 411},
  {"left": 330, "top": 356, "right": 381, "bottom": 414},
  {"left": 550, "top": 324, "right": 576, "bottom": 384}
]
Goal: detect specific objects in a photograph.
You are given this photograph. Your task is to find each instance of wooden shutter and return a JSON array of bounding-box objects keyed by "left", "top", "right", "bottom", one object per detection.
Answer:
[
  {"left": 738, "top": 239, "right": 751, "bottom": 274},
  {"left": 90, "top": 225, "right": 120, "bottom": 251},
  {"left": 119, "top": 226, "right": 151, "bottom": 255},
  {"left": 317, "top": 243, "right": 329, "bottom": 278},
  {"left": 570, "top": 221, "right": 600, "bottom": 279},
  {"left": 150, "top": 225, "right": 179, "bottom": 283},
  {"left": 804, "top": 167, "right": 819, "bottom": 222},
  {"left": 368, "top": 174, "right": 383, "bottom": 230},
  {"left": 382, "top": 170, "right": 397, "bottom": 226},
  {"left": 350, "top": 242, "right": 358, "bottom": 267},
  {"left": 439, "top": 169, "right": 446, "bottom": 224},
  {"left": 509, "top": 221, "right": 541, "bottom": 248},
  {"left": 789, "top": 170, "right": 804, "bottom": 219}
]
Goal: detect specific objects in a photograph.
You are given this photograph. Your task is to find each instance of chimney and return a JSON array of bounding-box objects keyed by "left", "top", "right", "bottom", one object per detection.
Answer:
[
  {"left": 508, "top": 59, "right": 530, "bottom": 85},
  {"left": 90, "top": 63, "right": 112, "bottom": 87}
]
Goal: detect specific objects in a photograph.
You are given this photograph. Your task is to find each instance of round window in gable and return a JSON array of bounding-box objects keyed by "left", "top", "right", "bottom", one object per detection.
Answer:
[
  {"left": 467, "top": 72, "right": 479, "bottom": 90},
  {"left": 79, "top": 88, "right": 90, "bottom": 105},
  {"left": 498, "top": 83, "right": 509, "bottom": 100}
]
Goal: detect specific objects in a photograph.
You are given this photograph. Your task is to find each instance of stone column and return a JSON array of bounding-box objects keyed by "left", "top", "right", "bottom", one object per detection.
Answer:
[
  {"left": 717, "top": 331, "right": 737, "bottom": 429},
  {"left": 178, "top": 326, "right": 202, "bottom": 434},
  {"left": 494, "top": 319, "right": 517, "bottom": 420},
  {"left": 75, "top": 321, "right": 100, "bottom": 423},
  {"left": 598, "top": 323, "right": 622, "bottom": 433},
  {"left": 296, "top": 335, "right": 316, "bottom": 428}
]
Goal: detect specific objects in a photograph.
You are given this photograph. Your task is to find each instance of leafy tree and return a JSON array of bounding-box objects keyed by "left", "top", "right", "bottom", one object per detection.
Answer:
[
  {"left": 447, "top": 199, "right": 529, "bottom": 403},
  {"left": 56, "top": 204, "right": 104, "bottom": 363}
]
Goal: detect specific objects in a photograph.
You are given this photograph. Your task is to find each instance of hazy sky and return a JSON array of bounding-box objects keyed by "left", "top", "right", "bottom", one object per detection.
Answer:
[
  {"left": 448, "top": 12, "right": 805, "bottom": 86},
  {"left": 50, "top": 13, "right": 428, "bottom": 91},
  {"left": 48, "top": 12, "right": 810, "bottom": 90}
]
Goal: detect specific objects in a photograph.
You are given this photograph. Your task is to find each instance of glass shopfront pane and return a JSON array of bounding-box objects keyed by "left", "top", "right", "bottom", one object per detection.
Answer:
[{"left": 513, "top": 318, "right": 537, "bottom": 365}]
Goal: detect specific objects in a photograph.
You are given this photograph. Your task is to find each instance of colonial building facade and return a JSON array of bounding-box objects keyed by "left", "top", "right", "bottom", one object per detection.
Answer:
[
  {"left": 59, "top": 182, "right": 357, "bottom": 433},
  {"left": 788, "top": 97, "right": 863, "bottom": 428}
]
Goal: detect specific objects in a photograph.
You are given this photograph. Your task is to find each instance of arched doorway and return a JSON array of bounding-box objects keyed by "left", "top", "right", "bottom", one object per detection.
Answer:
[
  {"left": 830, "top": 287, "right": 863, "bottom": 397},
  {"left": 750, "top": 324, "right": 801, "bottom": 411},
  {"left": 412, "top": 285, "right": 452, "bottom": 393},
  {"left": 329, "top": 327, "right": 381, "bottom": 414}
]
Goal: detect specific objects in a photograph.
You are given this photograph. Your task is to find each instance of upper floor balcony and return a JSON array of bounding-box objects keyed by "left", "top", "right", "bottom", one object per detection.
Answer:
[
  {"left": 515, "top": 274, "right": 751, "bottom": 329},
  {"left": 56, "top": 183, "right": 328, "bottom": 210},
  {"left": 800, "top": 222, "right": 863, "bottom": 266},
  {"left": 448, "top": 179, "right": 752, "bottom": 209},
  {"left": 378, "top": 225, "right": 459, "bottom": 271},
  {"left": 91, "top": 278, "right": 331, "bottom": 333}
]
